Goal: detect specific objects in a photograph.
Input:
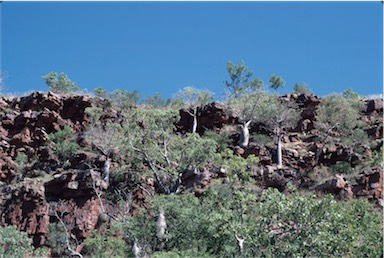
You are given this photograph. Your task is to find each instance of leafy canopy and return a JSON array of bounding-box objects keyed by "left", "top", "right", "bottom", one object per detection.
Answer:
[
  {"left": 42, "top": 72, "right": 80, "bottom": 94},
  {"left": 225, "top": 61, "right": 264, "bottom": 98}
]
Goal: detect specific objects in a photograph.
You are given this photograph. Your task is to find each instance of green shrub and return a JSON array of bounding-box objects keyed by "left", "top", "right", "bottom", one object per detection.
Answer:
[
  {"left": 203, "top": 130, "right": 232, "bottom": 152},
  {"left": 15, "top": 152, "right": 28, "bottom": 171},
  {"left": 84, "top": 228, "right": 129, "bottom": 258},
  {"left": 0, "top": 225, "right": 34, "bottom": 258},
  {"left": 215, "top": 148, "right": 259, "bottom": 181},
  {"left": 42, "top": 72, "right": 80, "bottom": 94},
  {"left": 124, "top": 186, "right": 383, "bottom": 258},
  {"left": 48, "top": 126, "right": 80, "bottom": 161},
  {"left": 252, "top": 133, "right": 274, "bottom": 147},
  {"left": 46, "top": 222, "right": 69, "bottom": 257}
]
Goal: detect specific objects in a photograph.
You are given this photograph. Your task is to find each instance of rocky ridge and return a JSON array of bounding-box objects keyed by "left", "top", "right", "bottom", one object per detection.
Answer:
[{"left": 0, "top": 91, "right": 382, "bottom": 250}]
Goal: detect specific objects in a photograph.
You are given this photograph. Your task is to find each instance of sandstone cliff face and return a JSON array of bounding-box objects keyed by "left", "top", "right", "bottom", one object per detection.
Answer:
[{"left": 0, "top": 91, "right": 382, "bottom": 250}]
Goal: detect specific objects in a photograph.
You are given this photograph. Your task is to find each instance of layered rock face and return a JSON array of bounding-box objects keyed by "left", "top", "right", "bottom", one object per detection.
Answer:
[{"left": 0, "top": 91, "right": 382, "bottom": 250}]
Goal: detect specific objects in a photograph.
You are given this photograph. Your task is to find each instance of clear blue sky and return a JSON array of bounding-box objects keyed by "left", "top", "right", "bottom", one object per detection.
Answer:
[{"left": 1, "top": 1, "right": 382, "bottom": 99}]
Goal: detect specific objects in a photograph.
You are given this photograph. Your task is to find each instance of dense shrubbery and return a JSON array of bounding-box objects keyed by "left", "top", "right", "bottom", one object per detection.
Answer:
[
  {"left": 48, "top": 125, "right": 80, "bottom": 161},
  {"left": 1, "top": 66, "right": 382, "bottom": 257},
  {"left": 0, "top": 225, "right": 47, "bottom": 257},
  {"left": 120, "top": 186, "right": 383, "bottom": 257}
]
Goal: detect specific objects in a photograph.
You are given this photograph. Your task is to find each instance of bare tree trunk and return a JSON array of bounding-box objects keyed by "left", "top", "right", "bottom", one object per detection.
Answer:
[
  {"left": 191, "top": 107, "right": 198, "bottom": 133},
  {"left": 239, "top": 120, "right": 251, "bottom": 148},
  {"left": 102, "top": 157, "right": 111, "bottom": 183},
  {"left": 277, "top": 134, "right": 283, "bottom": 168},
  {"left": 156, "top": 208, "right": 167, "bottom": 250},
  {"left": 235, "top": 234, "right": 245, "bottom": 255},
  {"left": 132, "top": 241, "right": 141, "bottom": 258}
]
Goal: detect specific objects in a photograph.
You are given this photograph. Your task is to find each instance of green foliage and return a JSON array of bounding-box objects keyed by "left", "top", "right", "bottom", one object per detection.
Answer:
[
  {"left": 251, "top": 189, "right": 382, "bottom": 257},
  {"left": 124, "top": 187, "right": 382, "bottom": 258},
  {"left": 0, "top": 225, "right": 34, "bottom": 258},
  {"left": 152, "top": 249, "right": 214, "bottom": 258},
  {"left": 109, "top": 89, "right": 140, "bottom": 110},
  {"left": 269, "top": 74, "right": 285, "bottom": 91},
  {"left": 118, "top": 108, "right": 217, "bottom": 193},
  {"left": 46, "top": 222, "right": 69, "bottom": 256},
  {"left": 48, "top": 126, "right": 80, "bottom": 161},
  {"left": 293, "top": 83, "right": 312, "bottom": 94},
  {"left": 215, "top": 149, "right": 258, "bottom": 181},
  {"left": 370, "top": 147, "right": 383, "bottom": 167},
  {"left": 252, "top": 133, "right": 274, "bottom": 147},
  {"left": 342, "top": 88, "right": 362, "bottom": 100},
  {"left": 84, "top": 229, "right": 129, "bottom": 258},
  {"left": 329, "top": 161, "right": 354, "bottom": 175},
  {"left": 85, "top": 106, "right": 104, "bottom": 124},
  {"left": 315, "top": 94, "right": 364, "bottom": 140},
  {"left": 144, "top": 93, "right": 169, "bottom": 108},
  {"left": 15, "top": 152, "right": 28, "bottom": 171},
  {"left": 175, "top": 86, "right": 214, "bottom": 108},
  {"left": 202, "top": 130, "right": 232, "bottom": 152},
  {"left": 93, "top": 86, "right": 108, "bottom": 99},
  {"left": 42, "top": 72, "right": 80, "bottom": 94},
  {"left": 230, "top": 93, "right": 300, "bottom": 132},
  {"left": 225, "top": 61, "right": 264, "bottom": 98}
]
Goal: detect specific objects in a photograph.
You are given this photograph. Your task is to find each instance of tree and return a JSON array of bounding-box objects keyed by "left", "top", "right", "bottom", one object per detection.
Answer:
[
  {"left": 120, "top": 108, "right": 217, "bottom": 194},
  {"left": 269, "top": 74, "right": 285, "bottom": 92},
  {"left": 144, "top": 93, "right": 171, "bottom": 109},
  {"left": 175, "top": 86, "right": 214, "bottom": 133},
  {"left": 93, "top": 87, "right": 108, "bottom": 99},
  {"left": 0, "top": 225, "right": 34, "bottom": 257},
  {"left": 224, "top": 61, "right": 264, "bottom": 98},
  {"left": 342, "top": 88, "right": 362, "bottom": 100},
  {"left": 42, "top": 72, "right": 80, "bottom": 94},
  {"left": 109, "top": 89, "right": 140, "bottom": 111},
  {"left": 123, "top": 186, "right": 383, "bottom": 258},
  {"left": 230, "top": 93, "right": 300, "bottom": 168},
  {"left": 293, "top": 83, "right": 312, "bottom": 95},
  {"left": 314, "top": 94, "right": 365, "bottom": 164}
]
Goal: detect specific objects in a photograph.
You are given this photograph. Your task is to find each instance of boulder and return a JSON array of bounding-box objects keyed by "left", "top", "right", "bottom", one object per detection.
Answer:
[
  {"left": 364, "top": 98, "right": 383, "bottom": 113},
  {"left": 0, "top": 156, "right": 17, "bottom": 182},
  {"left": 0, "top": 182, "right": 50, "bottom": 246}
]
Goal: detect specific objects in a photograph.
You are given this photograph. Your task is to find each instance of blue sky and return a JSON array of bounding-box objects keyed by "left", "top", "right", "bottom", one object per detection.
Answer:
[{"left": 1, "top": 1, "right": 382, "bottom": 99}]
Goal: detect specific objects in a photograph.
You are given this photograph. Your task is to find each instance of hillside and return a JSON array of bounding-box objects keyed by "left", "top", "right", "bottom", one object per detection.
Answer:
[{"left": 0, "top": 91, "right": 382, "bottom": 257}]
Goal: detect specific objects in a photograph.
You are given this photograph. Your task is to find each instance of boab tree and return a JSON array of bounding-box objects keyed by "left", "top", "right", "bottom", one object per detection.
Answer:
[
  {"left": 231, "top": 93, "right": 300, "bottom": 168},
  {"left": 175, "top": 86, "right": 214, "bottom": 134}
]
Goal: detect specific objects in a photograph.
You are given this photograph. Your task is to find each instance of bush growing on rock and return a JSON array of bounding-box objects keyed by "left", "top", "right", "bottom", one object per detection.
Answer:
[
  {"left": 123, "top": 186, "right": 383, "bottom": 258},
  {"left": 0, "top": 225, "right": 47, "bottom": 257},
  {"left": 48, "top": 125, "right": 80, "bottom": 161},
  {"left": 42, "top": 72, "right": 80, "bottom": 94}
]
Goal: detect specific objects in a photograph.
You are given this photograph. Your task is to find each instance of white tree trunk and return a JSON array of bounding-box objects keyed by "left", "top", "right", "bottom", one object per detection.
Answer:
[
  {"left": 235, "top": 234, "right": 245, "bottom": 255},
  {"left": 239, "top": 120, "right": 251, "bottom": 148},
  {"left": 277, "top": 134, "right": 283, "bottom": 168},
  {"left": 156, "top": 209, "right": 167, "bottom": 240},
  {"left": 191, "top": 107, "right": 198, "bottom": 133},
  {"left": 132, "top": 241, "right": 141, "bottom": 258},
  {"left": 102, "top": 157, "right": 111, "bottom": 182}
]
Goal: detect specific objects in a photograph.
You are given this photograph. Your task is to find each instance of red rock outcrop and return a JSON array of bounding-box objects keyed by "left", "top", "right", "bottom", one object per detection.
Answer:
[{"left": 0, "top": 182, "right": 49, "bottom": 246}]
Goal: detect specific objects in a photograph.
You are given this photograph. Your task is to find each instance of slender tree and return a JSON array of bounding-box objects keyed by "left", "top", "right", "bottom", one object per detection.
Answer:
[
  {"left": 230, "top": 93, "right": 300, "bottom": 167},
  {"left": 269, "top": 74, "right": 285, "bottom": 92},
  {"left": 175, "top": 86, "right": 214, "bottom": 133},
  {"left": 293, "top": 83, "right": 312, "bottom": 95},
  {"left": 225, "top": 61, "right": 264, "bottom": 98},
  {"left": 42, "top": 72, "right": 80, "bottom": 94}
]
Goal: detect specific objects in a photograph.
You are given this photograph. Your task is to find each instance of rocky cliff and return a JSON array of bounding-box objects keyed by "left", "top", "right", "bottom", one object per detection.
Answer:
[{"left": 0, "top": 91, "right": 382, "bottom": 251}]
